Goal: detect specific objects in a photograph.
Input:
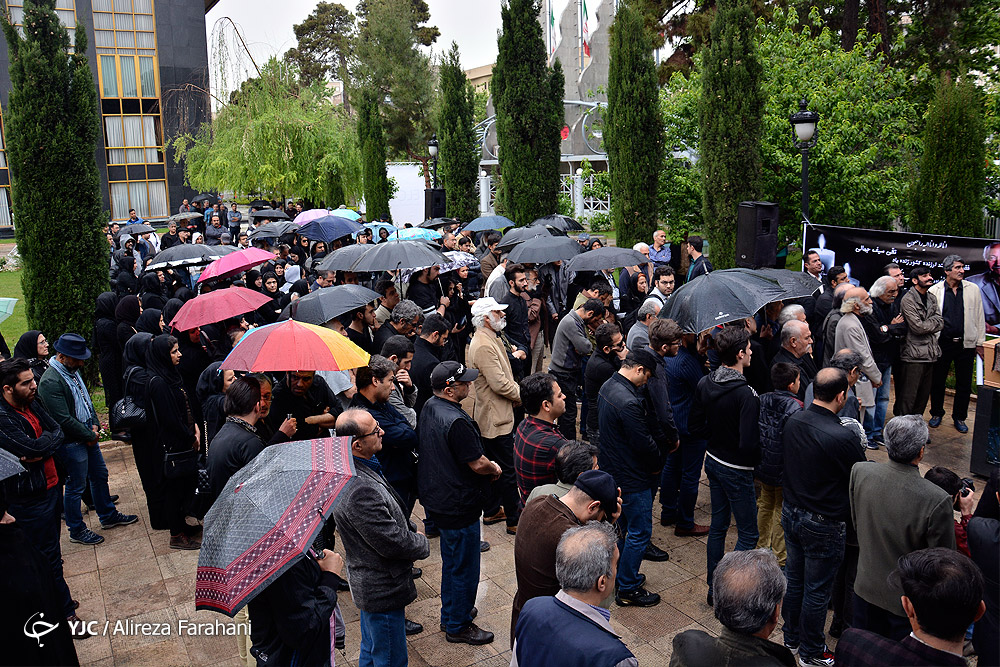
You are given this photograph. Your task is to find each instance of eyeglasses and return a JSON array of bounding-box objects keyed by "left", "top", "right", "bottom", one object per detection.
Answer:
[
  {"left": 612, "top": 342, "right": 625, "bottom": 351},
  {"left": 353, "top": 422, "right": 383, "bottom": 441}
]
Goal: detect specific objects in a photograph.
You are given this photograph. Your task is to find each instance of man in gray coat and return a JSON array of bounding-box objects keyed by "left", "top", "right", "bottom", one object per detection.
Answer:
[
  {"left": 834, "top": 287, "right": 882, "bottom": 422},
  {"left": 894, "top": 267, "right": 943, "bottom": 418},
  {"left": 849, "top": 414, "right": 956, "bottom": 640},
  {"left": 333, "top": 409, "right": 430, "bottom": 666}
]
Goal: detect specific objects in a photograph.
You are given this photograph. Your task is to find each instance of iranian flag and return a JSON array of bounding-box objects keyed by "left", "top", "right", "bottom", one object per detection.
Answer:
[
  {"left": 582, "top": 0, "right": 602, "bottom": 57},
  {"left": 549, "top": 0, "right": 570, "bottom": 56}
]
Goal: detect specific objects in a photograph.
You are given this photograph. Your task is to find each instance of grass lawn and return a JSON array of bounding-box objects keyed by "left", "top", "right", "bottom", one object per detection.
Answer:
[{"left": 0, "top": 270, "right": 28, "bottom": 348}]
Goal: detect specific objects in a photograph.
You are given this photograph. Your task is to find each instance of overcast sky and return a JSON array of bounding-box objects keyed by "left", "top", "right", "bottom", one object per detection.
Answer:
[{"left": 205, "top": 0, "right": 502, "bottom": 95}]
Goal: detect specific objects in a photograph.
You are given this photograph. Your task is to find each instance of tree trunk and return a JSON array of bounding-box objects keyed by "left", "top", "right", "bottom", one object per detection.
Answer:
[{"left": 841, "top": 0, "right": 860, "bottom": 50}]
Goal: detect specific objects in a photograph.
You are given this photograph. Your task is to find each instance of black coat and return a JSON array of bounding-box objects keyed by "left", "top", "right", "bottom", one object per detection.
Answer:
[
  {"left": 584, "top": 350, "right": 619, "bottom": 440},
  {"left": 690, "top": 367, "right": 761, "bottom": 468},
  {"left": 597, "top": 372, "right": 667, "bottom": 493},
  {"left": 969, "top": 517, "right": 999, "bottom": 667},
  {"left": 755, "top": 390, "right": 803, "bottom": 487},
  {"left": 411, "top": 337, "right": 444, "bottom": 415},
  {"left": 206, "top": 420, "right": 266, "bottom": 502}
]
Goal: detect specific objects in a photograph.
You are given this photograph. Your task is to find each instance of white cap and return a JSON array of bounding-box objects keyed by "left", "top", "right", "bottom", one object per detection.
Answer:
[{"left": 471, "top": 297, "right": 508, "bottom": 316}]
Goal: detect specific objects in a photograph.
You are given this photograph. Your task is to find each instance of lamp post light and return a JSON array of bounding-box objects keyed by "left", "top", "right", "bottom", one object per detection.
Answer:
[
  {"left": 425, "top": 133, "right": 445, "bottom": 218},
  {"left": 789, "top": 98, "right": 819, "bottom": 222}
]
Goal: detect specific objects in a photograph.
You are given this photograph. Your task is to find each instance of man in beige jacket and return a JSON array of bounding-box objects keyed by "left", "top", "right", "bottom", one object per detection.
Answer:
[{"left": 468, "top": 297, "right": 523, "bottom": 535}]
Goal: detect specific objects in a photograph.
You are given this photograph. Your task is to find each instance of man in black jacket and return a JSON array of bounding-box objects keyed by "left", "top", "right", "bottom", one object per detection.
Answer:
[
  {"left": 499, "top": 263, "right": 532, "bottom": 378},
  {"left": 267, "top": 370, "right": 339, "bottom": 440},
  {"left": 866, "top": 275, "right": 905, "bottom": 447},
  {"left": 411, "top": 314, "right": 450, "bottom": 415},
  {"left": 690, "top": 327, "right": 761, "bottom": 606},
  {"left": 597, "top": 348, "right": 667, "bottom": 608},
  {"left": 781, "top": 367, "right": 864, "bottom": 666},
  {"left": 583, "top": 323, "right": 626, "bottom": 448},
  {"left": 0, "top": 358, "right": 87, "bottom": 635}
]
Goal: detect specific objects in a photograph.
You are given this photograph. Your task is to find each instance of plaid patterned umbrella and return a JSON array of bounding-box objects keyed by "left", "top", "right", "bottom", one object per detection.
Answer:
[{"left": 195, "top": 437, "right": 356, "bottom": 616}]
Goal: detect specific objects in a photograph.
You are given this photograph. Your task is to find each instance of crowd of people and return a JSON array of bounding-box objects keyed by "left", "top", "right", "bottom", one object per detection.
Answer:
[{"left": 0, "top": 204, "right": 997, "bottom": 667}]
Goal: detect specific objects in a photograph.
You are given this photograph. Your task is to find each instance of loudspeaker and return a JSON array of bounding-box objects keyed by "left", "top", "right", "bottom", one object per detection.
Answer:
[
  {"left": 735, "top": 201, "right": 779, "bottom": 269},
  {"left": 424, "top": 188, "right": 446, "bottom": 220}
]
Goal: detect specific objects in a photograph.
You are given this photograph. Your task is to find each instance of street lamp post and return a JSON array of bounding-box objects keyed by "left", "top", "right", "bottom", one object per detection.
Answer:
[
  {"left": 425, "top": 133, "right": 445, "bottom": 219},
  {"left": 789, "top": 99, "right": 819, "bottom": 222}
]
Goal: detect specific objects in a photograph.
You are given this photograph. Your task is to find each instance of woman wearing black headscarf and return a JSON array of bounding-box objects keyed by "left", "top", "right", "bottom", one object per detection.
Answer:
[
  {"left": 138, "top": 272, "right": 166, "bottom": 310},
  {"left": 161, "top": 298, "right": 183, "bottom": 333},
  {"left": 253, "top": 272, "right": 283, "bottom": 325},
  {"left": 115, "top": 295, "right": 142, "bottom": 350},
  {"left": 145, "top": 334, "right": 201, "bottom": 549},
  {"left": 114, "top": 255, "right": 138, "bottom": 296},
  {"left": 175, "top": 327, "right": 214, "bottom": 427},
  {"left": 196, "top": 361, "right": 234, "bottom": 444},
  {"left": 12, "top": 330, "right": 49, "bottom": 384},
  {"left": 94, "top": 292, "right": 124, "bottom": 414},
  {"left": 244, "top": 270, "right": 263, "bottom": 292},
  {"left": 135, "top": 308, "right": 163, "bottom": 336},
  {"left": 122, "top": 332, "right": 168, "bottom": 529}
]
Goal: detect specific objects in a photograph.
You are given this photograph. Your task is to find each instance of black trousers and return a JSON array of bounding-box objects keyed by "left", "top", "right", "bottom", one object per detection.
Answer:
[
  {"left": 482, "top": 432, "right": 520, "bottom": 527},
  {"left": 551, "top": 369, "right": 578, "bottom": 441},
  {"left": 892, "top": 362, "right": 934, "bottom": 417},
  {"left": 165, "top": 470, "right": 196, "bottom": 536},
  {"left": 930, "top": 340, "right": 976, "bottom": 421}
]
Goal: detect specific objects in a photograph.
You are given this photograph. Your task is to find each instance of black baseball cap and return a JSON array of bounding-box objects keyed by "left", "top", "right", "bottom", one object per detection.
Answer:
[
  {"left": 430, "top": 361, "right": 478, "bottom": 389},
  {"left": 573, "top": 469, "right": 618, "bottom": 517}
]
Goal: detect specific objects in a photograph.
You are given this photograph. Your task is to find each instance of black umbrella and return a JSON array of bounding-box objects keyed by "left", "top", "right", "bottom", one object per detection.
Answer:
[
  {"left": 249, "top": 199, "right": 270, "bottom": 209},
  {"left": 420, "top": 217, "right": 460, "bottom": 229},
  {"left": 463, "top": 215, "right": 514, "bottom": 233},
  {"left": 0, "top": 449, "right": 25, "bottom": 482},
  {"left": 170, "top": 212, "right": 203, "bottom": 224},
  {"left": 120, "top": 222, "right": 156, "bottom": 236},
  {"left": 755, "top": 268, "right": 821, "bottom": 301},
  {"left": 279, "top": 285, "right": 381, "bottom": 325},
  {"left": 298, "top": 216, "right": 364, "bottom": 244},
  {"left": 316, "top": 244, "right": 372, "bottom": 273},
  {"left": 497, "top": 226, "right": 554, "bottom": 250},
  {"left": 529, "top": 214, "right": 585, "bottom": 232},
  {"left": 248, "top": 222, "right": 298, "bottom": 241},
  {"left": 146, "top": 244, "right": 238, "bottom": 271},
  {"left": 250, "top": 208, "right": 291, "bottom": 221},
  {"left": 564, "top": 246, "right": 649, "bottom": 274},
  {"left": 658, "top": 268, "right": 786, "bottom": 333},
  {"left": 349, "top": 240, "right": 449, "bottom": 273},
  {"left": 506, "top": 236, "right": 583, "bottom": 265},
  {"left": 191, "top": 193, "right": 217, "bottom": 204}
]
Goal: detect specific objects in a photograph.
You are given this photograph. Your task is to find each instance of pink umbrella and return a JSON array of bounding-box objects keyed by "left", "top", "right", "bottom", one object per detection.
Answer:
[
  {"left": 170, "top": 287, "right": 273, "bottom": 331},
  {"left": 198, "top": 247, "right": 276, "bottom": 283},
  {"left": 293, "top": 208, "right": 331, "bottom": 225}
]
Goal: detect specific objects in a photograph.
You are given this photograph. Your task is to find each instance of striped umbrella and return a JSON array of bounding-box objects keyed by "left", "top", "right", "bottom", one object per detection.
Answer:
[{"left": 220, "top": 319, "right": 370, "bottom": 372}]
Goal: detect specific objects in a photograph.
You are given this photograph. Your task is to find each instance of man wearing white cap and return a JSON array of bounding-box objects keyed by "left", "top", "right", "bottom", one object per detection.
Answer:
[{"left": 468, "top": 297, "right": 523, "bottom": 535}]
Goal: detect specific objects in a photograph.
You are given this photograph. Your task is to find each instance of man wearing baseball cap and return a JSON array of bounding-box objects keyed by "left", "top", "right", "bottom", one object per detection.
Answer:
[
  {"left": 417, "top": 360, "right": 502, "bottom": 646},
  {"left": 38, "top": 334, "right": 137, "bottom": 547},
  {"left": 468, "top": 297, "right": 522, "bottom": 535}
]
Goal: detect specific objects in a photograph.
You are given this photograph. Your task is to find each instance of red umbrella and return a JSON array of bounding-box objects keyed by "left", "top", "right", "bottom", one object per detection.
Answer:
[
  {"left": 170, "top": 287, "right": 273, "bottom": 331},
  {"left": 198, "top": 247, "right": 276, "bottom": 283}
]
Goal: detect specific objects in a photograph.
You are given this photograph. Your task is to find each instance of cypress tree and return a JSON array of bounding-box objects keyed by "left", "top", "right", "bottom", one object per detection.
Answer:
[
  {"left": 698, "top": 0, "right": 763, "bottom": 269},
  {"left": 437, "top": 43, "right": 479, "bottom": 222},
  {"left": 909, "top": 74, "right": 986, "bottom": 237},
  {"left": 358, "top": 96, "right": 392, "bottom": 221},
  {"left": 493, "top": 0, "right": 563, "bottom": 226},
  {"left": 2, "top": 0, "right": 107, "bottom": 343},
  {"left": 606, "top": 1, "right": 664, "bottom": 250}
]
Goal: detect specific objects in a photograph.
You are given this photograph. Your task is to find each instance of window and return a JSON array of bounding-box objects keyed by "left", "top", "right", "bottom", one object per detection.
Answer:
[
  {"left": 94, "top": 0, "right": 168, "bottom": 220},
  {"left": 0, "top": 104, "right": 11, "bottom": 227},
  {"left": 6, "top": 1, "right": 77, "bottom": 45}
]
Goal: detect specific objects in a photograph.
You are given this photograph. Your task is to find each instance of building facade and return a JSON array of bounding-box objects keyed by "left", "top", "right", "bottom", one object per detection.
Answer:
[{"left": 0, "top": 0, "right": 212, "bottom": 226}]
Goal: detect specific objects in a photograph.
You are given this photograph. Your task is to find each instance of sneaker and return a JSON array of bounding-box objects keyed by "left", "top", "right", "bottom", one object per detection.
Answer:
[
  {"left": 446, "top": 622, "right": 494, "bottom": 645},
  {"left": 954, "top": 419, "right": 969, "bottom": 434},
  {"left": 100, "top": 511, "right": 139, "bottom": 530},
  {"left": 69, "top": 529, "right": 104, "bottom": 545},
  {"left": 783, "top": 641, "right": 799, "bottom": 655},
  {"left": 480, "top": 540, "right": 491, "bottom": 553},
  {"left": 615, "top": 586, "right": 660, "bottom": 607},
  {"left": 169, "top": 533, "right": 201, "bottom": 550},
  {"left": 66, "top": 614, "right": 95, "bottom": 640},
  {"left": 482, "top": 509, "right": 506, "bottom": 525},
  {"left": 928, "top": 415, "right": 942, "bottom": 428},
  {"left": 865, "top": 440, "right": 880, "bottom": 450},
  {"left": 798, "top": 647, "right": 834, "bottom": 667}
]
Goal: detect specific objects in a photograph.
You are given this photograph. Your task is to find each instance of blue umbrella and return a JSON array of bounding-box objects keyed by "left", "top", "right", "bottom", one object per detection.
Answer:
[
  {"left": 297, "top": 216, "right": 364, "bottom": 244},
  {"left": 388, "top": 227, "right": 442, "bottom": 242},
  {"left": 329, "top": 208, "right": 361, "bottom": 221},
  {"left": 463, "top": 215, "right": 514, "bottom": 233}
]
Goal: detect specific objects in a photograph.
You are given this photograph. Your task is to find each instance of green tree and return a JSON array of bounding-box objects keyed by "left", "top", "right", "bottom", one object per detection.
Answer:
[
  {"left": 909, "top": 74, "right": 986, "bottom": 236},
  {"left": 493, "top": 0, "right": 564, "bottom": 226},
  {"left": 173, "top": 57, "right": 362, "bottom": 205},
  {"left": 698, "top": 0, "right": 763, "bottom": 269},
  {"left": 660, "top": 8, "right": 922, "bottom": 247},
  {"left": 437, "top": 43, "right": 479, "bottom": 222},
  {"left": 356, "top": 0, "right": 439, "bottom": 46},
  {"left": 2, "top": 0, "right": 107, "bottom": 344},
  {"left": 350, "top": 0, "right": 436, "bottom": 183},
  {"left": 606, "top": 1, "right": 664, "bottom": 250},
  {"left": 358, "top": 96, "right": 392, "bottom": 221},
  {"left": 285, "top": 2, "right": 356, "bottom": 87}
]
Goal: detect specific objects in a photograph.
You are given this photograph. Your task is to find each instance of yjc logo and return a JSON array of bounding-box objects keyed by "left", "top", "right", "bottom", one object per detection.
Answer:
[{"left": 23, "top": 612, "right": 59, "bottom": 647}]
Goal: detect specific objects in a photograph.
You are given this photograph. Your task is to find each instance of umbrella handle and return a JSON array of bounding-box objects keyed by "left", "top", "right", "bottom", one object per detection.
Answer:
[{"left": 309, "top": 547, "right": 326, "bottom": 560}]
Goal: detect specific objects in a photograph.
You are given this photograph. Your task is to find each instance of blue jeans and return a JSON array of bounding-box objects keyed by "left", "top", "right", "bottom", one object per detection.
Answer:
[
  {"left": 9, "top": 486, "right": 74, "bottom": 616},
  {"left": 616, "top": 488, "right": 654, "bottom": 592},
  {"left": 359, "top": 608, "right": 407, "bottom": 667},
  {"left": 781, "top": 504, "right": 846, "bottom": 658},
  {"left": 705, "top": 457, "right": 758, "bottom": 591},
  {"left": 58, "top": 441, "right": 116, "bottom": 535},
  {"left": 660, "top": 437, "right": 708, "bottom": 529},
  {"left": 863, "top": 364, "right": 891, "bottom": 441},
  {"left": 439, "top": 521, "right": 481, "bottom": 633}
]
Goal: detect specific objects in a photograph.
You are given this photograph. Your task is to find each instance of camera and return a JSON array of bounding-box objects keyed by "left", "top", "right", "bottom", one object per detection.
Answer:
[{"left": 953, "top": 478, "right": 976, "bottom": 511}]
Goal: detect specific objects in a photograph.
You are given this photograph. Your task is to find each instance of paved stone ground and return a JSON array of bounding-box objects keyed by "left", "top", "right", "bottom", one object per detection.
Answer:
[{"left": 64, "top": 391, "right": 985, "bottom": 666}]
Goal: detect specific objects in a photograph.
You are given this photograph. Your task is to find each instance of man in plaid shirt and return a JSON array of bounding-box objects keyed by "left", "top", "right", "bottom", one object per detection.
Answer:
[{"left": 513, "top": 373, "right": 567, "bottom": 506}]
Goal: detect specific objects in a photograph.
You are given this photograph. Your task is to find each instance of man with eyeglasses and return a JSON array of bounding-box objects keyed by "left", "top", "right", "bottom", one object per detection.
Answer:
[
  {"left": 333, "top": 408, "right": 430, "bottom": 665},
  {"left": 418, "top": 361, "right": 502, "bottom": 646}
]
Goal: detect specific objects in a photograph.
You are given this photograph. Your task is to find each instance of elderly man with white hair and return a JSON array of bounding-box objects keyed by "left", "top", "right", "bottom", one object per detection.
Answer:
[
  {"left": 771, "top": 319, "right": 817, "bottom": 399},
  {"left": 626, "top": 300, "right": 660, "bottom": 351},
  {"left": 467, "top": 296, "right": 522, "bottom": 535},
  {"left": 834, "top": 287, "right": 882, "bottom": 427},
  {"left": 866, "top": 275, "right": 905, "bottom": 447}
]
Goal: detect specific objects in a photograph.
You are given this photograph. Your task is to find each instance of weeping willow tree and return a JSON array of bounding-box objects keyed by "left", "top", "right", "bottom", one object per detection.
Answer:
[{"left": 172, "top": 56, "right": 362, "bottom": 204}]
